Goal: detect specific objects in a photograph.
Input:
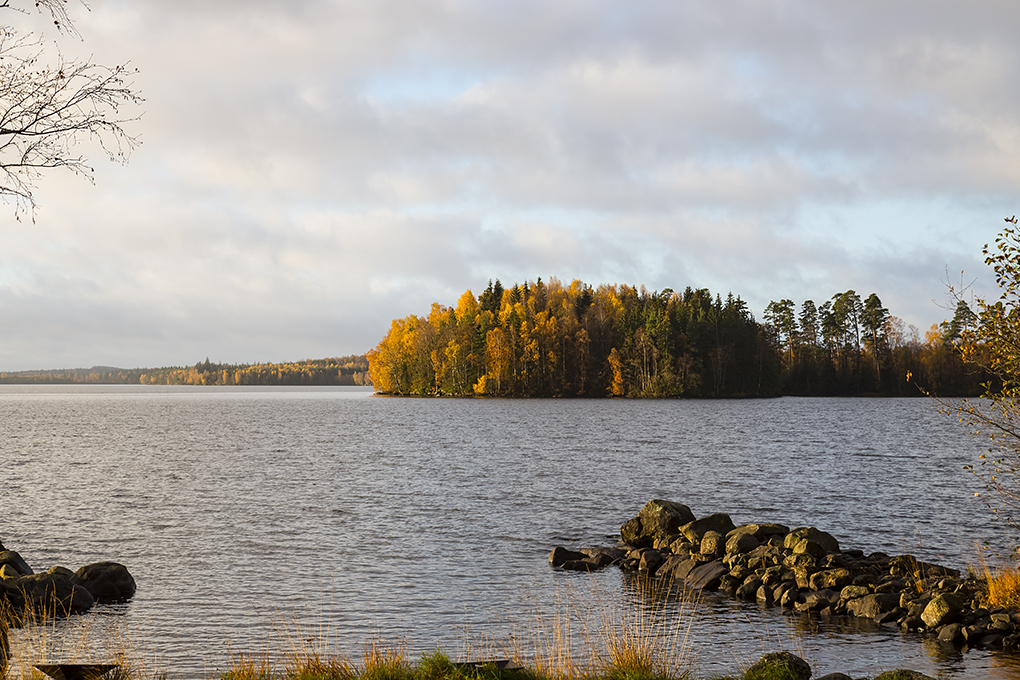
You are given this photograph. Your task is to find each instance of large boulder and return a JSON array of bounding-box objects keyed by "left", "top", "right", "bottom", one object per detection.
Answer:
[
  {"left": 73, "top": 562, "right": 136, "bottom": 603},
  {"left": 620, "top": 500, "right": 695, "bottom": 548},
  {"left": 680, "top": 513, "right": 736, "bottom": 543},
  {"left": 14, "top": 573, "right": 95, "bottom": 615},
  {"left": 784, "top": 527, "right": 839, "bottom": 557},
  {"left": 744, "top": 652, "right": 811, "bottom": 680}
]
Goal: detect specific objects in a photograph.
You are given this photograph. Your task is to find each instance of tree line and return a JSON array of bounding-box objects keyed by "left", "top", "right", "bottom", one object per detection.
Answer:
[
  {"left": 764, "top": 292, "right": 984, "bottom": 396},
  {"left": 367, "top": 279, "right": 985, "bottom": 398},
  {"left": 0, "top": 356, "right": 370, "bottom": 386},
  {"left": 368, "top": 278, "right": 781, "bottom": 397}
]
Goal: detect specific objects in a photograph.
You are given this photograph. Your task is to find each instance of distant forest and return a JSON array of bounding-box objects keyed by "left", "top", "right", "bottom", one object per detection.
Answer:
[
  {"left": 0, "top": 356, "right": 370, "bottom": 386},
  {"left": 367, "top": 278, "right": 985, "bottom": 398}
]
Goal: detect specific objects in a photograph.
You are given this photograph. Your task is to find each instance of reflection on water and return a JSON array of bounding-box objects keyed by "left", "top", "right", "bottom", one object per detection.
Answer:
[{"left": 2, "top": 387, "right": 1020, "bottom": 678}]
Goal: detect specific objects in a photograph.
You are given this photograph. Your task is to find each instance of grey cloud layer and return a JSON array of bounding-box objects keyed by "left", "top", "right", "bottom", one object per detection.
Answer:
[{"left": 0, "top": 0, "right": 1014, "bottom": 369}]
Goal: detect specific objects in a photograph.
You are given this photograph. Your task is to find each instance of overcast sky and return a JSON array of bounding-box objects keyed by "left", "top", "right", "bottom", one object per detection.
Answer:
[{"left": 0, "top": 0, "right": 1017, "bottom": 370}]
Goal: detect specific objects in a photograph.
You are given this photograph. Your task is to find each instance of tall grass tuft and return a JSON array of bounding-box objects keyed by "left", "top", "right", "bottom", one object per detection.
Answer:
[
  {"left": 979, "top": 554, "right": 1020, "bottom": 610},
  {"left": 506, "top": 573, "right": 698, "bottom": 680},
  {"left": 2, "top": 597, "right": 165, "bottom": 680}
]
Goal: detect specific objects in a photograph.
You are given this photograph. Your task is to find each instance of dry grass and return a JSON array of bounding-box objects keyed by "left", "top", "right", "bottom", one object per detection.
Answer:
[
  {"left": 2, "top": 600, "right": 164, "bottom": 680},
  {"left": 505, "top": 573, "right": 699, "bottom": 680},
  {"left": 4, "top": 572, "right": 700, "bottom": 680},
  {"left": 213, "top": 572, "right": 699, "bottom": 680},
  {"left": 977, "top": 550, "right": 1020, "bottom": 610}
]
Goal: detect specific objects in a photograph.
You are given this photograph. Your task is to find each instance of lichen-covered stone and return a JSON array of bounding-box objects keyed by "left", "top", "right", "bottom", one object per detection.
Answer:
[
  {"left": 810, "top": 568, "right": 853, "bottom": 591},
  {"left": 680, "top": 513, "right": 736, "bottom": 543},
  {"left": 725, "top": 531, "right": 760, "bottom": 555},
  {"left": 921, "top": 593, "right": 965, "bottom": 629},
  {"left": 701, "top": 530, "right": 726, "bottom": 557},
  {"left": 784, "top": 527, "right": 840, "bottom": 555}
]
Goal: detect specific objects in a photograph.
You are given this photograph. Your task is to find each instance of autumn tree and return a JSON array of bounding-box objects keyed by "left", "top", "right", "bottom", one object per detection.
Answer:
[
  {"left": 950, "top": 218, "right": 1020, "bottom": 528},
  {"left": 0, "top": 0, "right": 140, "bottom": 216}
]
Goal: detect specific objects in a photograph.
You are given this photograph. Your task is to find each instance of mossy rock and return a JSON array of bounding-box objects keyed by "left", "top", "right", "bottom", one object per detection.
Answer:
[{"left": 744, "top": 651, "right": 811, "bottom": 680}]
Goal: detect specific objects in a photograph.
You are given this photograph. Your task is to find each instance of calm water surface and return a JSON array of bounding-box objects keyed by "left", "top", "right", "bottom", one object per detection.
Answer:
[{"left": 2, "top": 386, "right": 1019, "bottom": 679}]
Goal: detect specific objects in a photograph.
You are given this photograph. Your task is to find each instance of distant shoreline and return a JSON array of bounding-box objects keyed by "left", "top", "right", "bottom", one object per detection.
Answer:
[{"left": 0, "top": 355, "right": 369, "bottom": 386}]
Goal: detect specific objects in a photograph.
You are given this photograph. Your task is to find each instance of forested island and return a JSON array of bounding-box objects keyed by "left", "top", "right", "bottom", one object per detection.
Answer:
[
  {"left": 367, "top": 278, "right": 983, "bottom": 398},
  {"left": 0, "top": 356, "right": 370, "bottom": 386}
]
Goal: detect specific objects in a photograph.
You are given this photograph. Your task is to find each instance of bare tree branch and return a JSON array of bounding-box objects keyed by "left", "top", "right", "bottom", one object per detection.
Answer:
[{"left": 0, "top": 0, "right": 140, "bottom": 218}]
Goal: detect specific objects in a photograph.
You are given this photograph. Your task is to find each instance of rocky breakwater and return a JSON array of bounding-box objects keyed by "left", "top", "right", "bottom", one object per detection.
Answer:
[
  {"left": 0, "top": 540, "right": 136, "bottom": 618},
  {"left": 549, "top": 500, "right": 1016, "bottom": 651}
]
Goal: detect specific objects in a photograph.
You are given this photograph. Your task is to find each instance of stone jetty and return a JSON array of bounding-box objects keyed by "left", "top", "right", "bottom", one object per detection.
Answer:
[{"left": 549, "top": 500, "right": 1018, "bottom": 651}]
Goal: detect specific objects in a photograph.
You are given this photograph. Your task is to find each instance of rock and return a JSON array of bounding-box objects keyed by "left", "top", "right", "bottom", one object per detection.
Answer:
[
  {"left": 938, "top": 622, "right": 964, "bottom": 644},
  {"left": 74, "top": 562, "right": 136, "bottom": 603},
  {"left": 875, "top": 607, "right": 905, "bottom": 624},
  {"left": 794, "top": 566, "right": 819, "bottom": 589},
  {"left": 744, "top": 651, "right": 811, "bottom": 680},
  {"left": 847, "top": 593, "right": 901, "bottom": 619},
  {"left": 779, "top": 586, "right": 800, "bottom": 608},
  {"left": 0, "top": 565, "right": 20, "bottom": 580},
  {"left": 685, "top": 561, "right": 729, "bottom": 590},
  {"left": 901, "top": 615, "right": 924, "bottom": 631},
  {"left": 978, "top": 633, "right": 1004, "bottom": 647},
  {"left": 14, "top": 573, "right": 94, "bottom": 615},
  {"left": 816, "top": 674, "right": 852, "bottom": 680},
  {"left": 736, "top": 576, "right": 762, "bottom": 600},
  {"left": 783, "top": 553, "right": 817, "bottom": 569},
  {"left": 802, "top": 589, "right": 838, "bottom": 611},
  {"left": 622, "top": 500, "right": 696, "bottom": 548},
  {"left": 784, "top": 527, "right": 839, "bottom": 557},
  {"left": 750, "top": 523, "right": 791, "bottom": 541},
  {"left": 726, "top": 532, "right": 760, "bottom": 556},
  {"left": 668, "top": 537, "right": 696, "bottom": 555},
  {"left": 638, "top": 550, "right": 664, "bottom": 575},
  {"left": 809, "top": 569, "right": 852, "bottom": 591},
  {"left": 680, "top": 513, "right": 736, "bottom": 543},
  {"left": 549, "top": 547, "right": 587, "bottom": 567},
  {"left": 0, "top": 551, "right": 32, "bottom": 577},
  {"left": 873, "top": 672, "right": 935, "bottom": 680},
  {"left": 560, "top": 560, "right": 602, "bottom": 572},
  {"left": 664, "top": 557, "right": 701, "bottom": 581},
  {"left": 701, "top": 531, "right": 726, "bottom": 557},
  {"left": 620, "top": 518, "right": 645, "bottom": 546},
  {"left": 579, "top": 549, "right": 621, "bottom": 568},
  {"left": 756, "top": 585, "right": 774, "bottom": 605},
  {"left": 921, "top": 593, "right": 965, "bottom": 629},
  {"left": 839, "top": 585, "right": 871, "bottom": 601}
]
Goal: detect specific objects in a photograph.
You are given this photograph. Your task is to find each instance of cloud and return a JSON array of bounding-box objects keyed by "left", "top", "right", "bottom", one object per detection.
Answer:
[{"left": 0, "top": 0, "right": 1017, "bottom": 369}]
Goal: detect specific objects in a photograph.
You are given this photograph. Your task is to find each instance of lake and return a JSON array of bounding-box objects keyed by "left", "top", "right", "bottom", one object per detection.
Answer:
[{"left": 2, "top": 386, "right": 1019, "bottom": 678}]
